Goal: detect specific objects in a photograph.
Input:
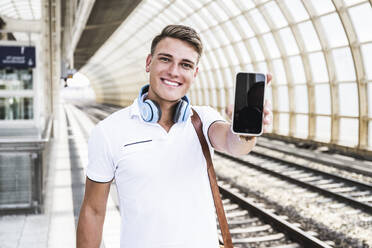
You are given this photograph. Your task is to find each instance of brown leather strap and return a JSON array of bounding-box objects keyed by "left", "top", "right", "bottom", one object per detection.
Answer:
[{"left": 191, "top": 109, "right": 233, "bottom": 248}]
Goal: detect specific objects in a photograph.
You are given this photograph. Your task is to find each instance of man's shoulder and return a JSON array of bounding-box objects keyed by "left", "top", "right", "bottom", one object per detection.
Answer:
[
  {"left": 98, "top": 105, "right": 133, "bottom": 129},
  {"left": 192, "top": 105, "right": 215, "bottom": 114},
  {"left": 192, "top": 105, "right": 220, "bottom": 117}
]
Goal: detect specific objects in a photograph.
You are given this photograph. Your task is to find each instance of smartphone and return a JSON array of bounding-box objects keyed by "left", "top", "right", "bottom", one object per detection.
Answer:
[{"left": 232, "top": 72, "right": 266, "bottom": 136}]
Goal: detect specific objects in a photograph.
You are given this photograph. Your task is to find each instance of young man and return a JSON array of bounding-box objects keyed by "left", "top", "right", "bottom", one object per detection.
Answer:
[{"left": 77, "top": 25, "right": 272, "bottom": 248}]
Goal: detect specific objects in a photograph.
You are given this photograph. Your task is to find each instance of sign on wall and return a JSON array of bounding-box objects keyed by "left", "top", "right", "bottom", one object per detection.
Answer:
[{"left": 0, "top": 46, "right": 36, "bottom": 68}]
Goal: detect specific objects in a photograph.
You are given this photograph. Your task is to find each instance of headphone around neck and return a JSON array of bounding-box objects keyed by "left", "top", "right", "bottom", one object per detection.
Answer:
[{"left": 137, "top": 84, "right": 191, "bottom": 123}]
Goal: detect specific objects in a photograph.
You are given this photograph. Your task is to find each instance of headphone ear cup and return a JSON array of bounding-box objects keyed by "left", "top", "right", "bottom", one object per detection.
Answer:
[
  {"left": 140, "top": 101, "right": 153, "bottom": 122},
  {"left": 144, "top": 99, "right": 161, "bottom": 123}
]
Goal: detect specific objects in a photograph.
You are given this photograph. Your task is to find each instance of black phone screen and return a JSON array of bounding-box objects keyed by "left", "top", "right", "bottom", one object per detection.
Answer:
[{"left": 232, "top": 72, "right": 266, "bottom": 135}]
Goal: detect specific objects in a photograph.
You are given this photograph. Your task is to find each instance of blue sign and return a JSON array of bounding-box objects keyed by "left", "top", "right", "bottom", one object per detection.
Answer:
[{"left": 0, "top": 46, "right": 36, "bottom": 68}]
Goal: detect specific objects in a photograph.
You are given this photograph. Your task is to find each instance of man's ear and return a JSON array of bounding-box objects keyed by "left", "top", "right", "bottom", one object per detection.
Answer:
[
  {"left": 146, "top": 54, "right": 152, "bottom": 72},
  {"left": 193, "top": 66, "right": 199, "bottom": 78}
]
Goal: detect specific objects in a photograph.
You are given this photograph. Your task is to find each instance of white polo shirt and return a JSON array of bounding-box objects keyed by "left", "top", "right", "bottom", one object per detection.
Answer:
[{"left": 87, "top": 98, "right": 225, "bottom": 248}]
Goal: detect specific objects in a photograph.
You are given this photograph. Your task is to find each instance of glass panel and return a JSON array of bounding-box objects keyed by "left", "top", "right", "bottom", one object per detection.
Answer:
[
  {"left": 250, "top": 9, "right": 270, "bottom": 34},
  {"left": 235, "top": 15, "right": 255, "bottom": 38},
  {"left": 339, "top": 83, "right": 358, "bottom": 116},
  {"left": 339, "top": 118, "right": 358, "bottom": 146},
  {"left": 223, "top": 67, "right": 233, "bottom": 87},
  {"left": 319, "top": 13, "right": 348, "bottom": 47},
  {"left": 262, "top": 33, "right": 281, "bottom": 59},
  {"left": 308, "top": 52, "right": 329, "bottom": 83},
  {"left": 189, "top": 0, "right": 204, "bottom": 9},
  {"left": 343, "top": 0, "right": 367, "bottom": 6},
  {"left": 297, "top": 21, "right": 321, "bottom": 52},
  {"left": 0, "top": 0, "right": 41, "bottom": 20},
  {"left": 278, "top": 27, "right": 299, "bottom": 56},
  {"left": 203, "top": 53, "right": 213, "bottom": 70},
  {"left": 214, "top": 26, "right": 230, "bottom": 46},
  {"left": 289, "top": 56, "right": 306, "bottom": 84},
  {"left": 248, "top": 38, "right": 265, "bottom": 61},
  {"left": 310, "top": 0, "right": 335, "bottom": 15},
  {"left": 272, "top": 59, "right": 287, "bottom": 85},
  {"left": 224, "top": 45, "right": 239, "bottom": 66},
  {"left": 266, "top": 83, "right": 272, "bottom": 104},
  {"left": 295, "top": 114, "right": 308, "bottom": 138},
  {"left": 348, "top": 3, "right": 372, "bottom": 43},
  {"left": 208, "top": 2, "right": 229, "bottom": 22},
  {"left": 223, "top": 22, "right": 241, "bottom": 43},
  {"left": 217, "top": 0, "right": 241, "bottom": 16},
  {"left": 278, "top": 113, "right": 289, "bottom": 135},
  {"left": 243, "top": 63, "right": 254, "bottom": 72},
  {"left": 204, "top": 29, "right": 219, "bottom": 49},
  {"left": 257, "top": 61, "right": 268, "bottom": 73},
  {"left": 294, "top": 85, "right": 308, "bottom": 113},
  {"left": 263, "top": 1, "right": 287, "bottom": 29},
  {"left": 332, "top": 48, "right": 356, "bottom": 81},
  {"left": 316, "top": 116, "right": 331, "bottom": 142},
  {"left": 369, "top": 121, "right": 372, "bottom": 149},
  {"left": 369, "top": 83, "right": 372, "bottom": 117},
  {"left": 278, "top": 86, "right": 289, "bottom": 111},
  {"left": 315, "top": 85, "right": 331, "bottom": 114},
  {"left": 0, "top": 97, "right": 33, "bottom": 120},
  {"left": 167, "top": 3, "right": 186, "bottom": 20},
  {"left": 0, "top": 69, "right": 33, "bottom": 90},
  {"left": 234, "top": 0, "right": 255, "bottom": 11},
  {"left": 235, "top": 41, "right": 251, "bottom": 64},
  {"left": 190, "top": 13, "right": 208, "bottom": 30},
  {"left": 176, "top": 1, "right": 195, "bottom": 15},
  {"left": 199, "top": 7, "right": 218, "bottom": 26},
  {"left": 215, "top": 47, "right": 228, "bottom": 68},
  {"left": 282, "top": 0, "right": 309, "bottom": 22},
  {"left": 361, "top": 43, "right": 372, "bottom": 80}
]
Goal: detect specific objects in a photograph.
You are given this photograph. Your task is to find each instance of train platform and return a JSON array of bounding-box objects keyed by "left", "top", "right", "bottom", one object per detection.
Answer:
[{"left": 0, "top": 102, "right": 120, "bottom": 248}]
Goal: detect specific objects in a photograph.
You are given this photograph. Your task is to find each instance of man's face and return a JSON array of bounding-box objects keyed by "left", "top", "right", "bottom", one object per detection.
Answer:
[{"left": 146, "top": 37, "right": 199, "bottom": 103}]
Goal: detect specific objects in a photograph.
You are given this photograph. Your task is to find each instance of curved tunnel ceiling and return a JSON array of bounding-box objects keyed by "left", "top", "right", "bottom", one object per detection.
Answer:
[{"left": 80, "top": 0, "right": 372, "bottom": 150}]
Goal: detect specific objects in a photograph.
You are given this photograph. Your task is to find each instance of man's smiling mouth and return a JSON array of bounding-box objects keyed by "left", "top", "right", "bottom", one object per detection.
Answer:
[{"left": 161, "top": 78, "right": 181, "bottom": 87}]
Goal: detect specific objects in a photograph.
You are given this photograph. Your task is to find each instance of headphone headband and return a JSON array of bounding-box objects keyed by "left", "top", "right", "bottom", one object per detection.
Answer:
[{"left": 137, "top": 84, "right": 191, "bottom": 123}]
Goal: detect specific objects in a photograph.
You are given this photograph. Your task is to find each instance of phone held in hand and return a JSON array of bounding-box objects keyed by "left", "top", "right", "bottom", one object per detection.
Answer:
[{"left": 231, "top": 72, "right": 267, "bottom": 136}]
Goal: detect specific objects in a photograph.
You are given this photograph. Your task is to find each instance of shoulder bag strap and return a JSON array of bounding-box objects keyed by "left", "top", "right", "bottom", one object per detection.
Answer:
[{"left": 190, "top": 109, "right": 233, "bottom": 248}]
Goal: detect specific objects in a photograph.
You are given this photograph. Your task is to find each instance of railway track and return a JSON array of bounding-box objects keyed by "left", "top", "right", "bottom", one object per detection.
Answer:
[
  {"left": 216, "top": 180, "right": 334, "bottom": 248},
  {"left": 216, "top": 150, "right": 372, "bottom": 215}
]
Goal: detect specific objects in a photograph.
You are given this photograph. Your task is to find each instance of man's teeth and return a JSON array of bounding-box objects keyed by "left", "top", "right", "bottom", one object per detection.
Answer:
[{"left": 163, "top": 80, "right": 179, "bottom": 86}]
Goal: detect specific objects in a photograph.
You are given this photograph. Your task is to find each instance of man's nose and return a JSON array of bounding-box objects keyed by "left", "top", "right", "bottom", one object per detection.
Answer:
[{"left": 167, "top": 62, "right": 179, "bottom": 77}]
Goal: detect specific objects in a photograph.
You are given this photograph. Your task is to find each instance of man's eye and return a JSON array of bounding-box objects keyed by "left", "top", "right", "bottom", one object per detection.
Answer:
[
  {"left": 182, "top": 63, "right": 193, "bottom": 69},
  {"left": 159, "top": 57, "right": 170, "bottom": 62}
]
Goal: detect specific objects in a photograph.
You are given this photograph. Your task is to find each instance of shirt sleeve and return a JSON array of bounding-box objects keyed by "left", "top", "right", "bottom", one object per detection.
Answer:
[
  {"left": 193, "top": 106, "right": 226, "bottom": 152},
  {"left": 86, "top": 123, "right": 115, "bottom": 182}
]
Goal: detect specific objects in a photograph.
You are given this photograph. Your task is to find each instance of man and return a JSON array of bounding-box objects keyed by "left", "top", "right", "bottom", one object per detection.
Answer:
[{"left": 77, "top": 25, "right": 272, "bottom": 248}]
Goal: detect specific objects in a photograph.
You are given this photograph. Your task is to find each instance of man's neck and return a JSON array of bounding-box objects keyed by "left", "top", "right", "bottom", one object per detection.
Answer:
[{"left": 157, "top": 101, "right": 178, "bottom": 132}]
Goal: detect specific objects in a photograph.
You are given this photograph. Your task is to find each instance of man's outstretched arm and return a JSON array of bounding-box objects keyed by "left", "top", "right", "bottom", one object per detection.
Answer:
[
  {"left": 76, "top": 177, "right": 112, "bottom": 248},
  {"left": 208, "top": 74, "right": 272, "bottom": 156}
]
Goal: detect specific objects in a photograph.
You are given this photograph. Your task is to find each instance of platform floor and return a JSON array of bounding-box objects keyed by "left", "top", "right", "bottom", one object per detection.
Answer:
[{"left": 0, "top": 103, "right": 121, "bottom": 248}]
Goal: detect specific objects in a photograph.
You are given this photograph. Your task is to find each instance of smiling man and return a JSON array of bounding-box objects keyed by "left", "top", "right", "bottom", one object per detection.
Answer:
[{"left": 76, "top": 25, "right": 272, "bottom": 248}]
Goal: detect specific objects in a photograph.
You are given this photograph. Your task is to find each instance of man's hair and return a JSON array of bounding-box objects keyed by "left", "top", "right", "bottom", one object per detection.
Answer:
[{"left": 150, "top": 25, "right": 203, "bottom": 62}]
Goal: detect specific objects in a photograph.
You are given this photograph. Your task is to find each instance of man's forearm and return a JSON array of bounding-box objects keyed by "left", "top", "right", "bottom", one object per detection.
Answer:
[{"left": 76, "top": 208, "right": 105, "bottom": 248}]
